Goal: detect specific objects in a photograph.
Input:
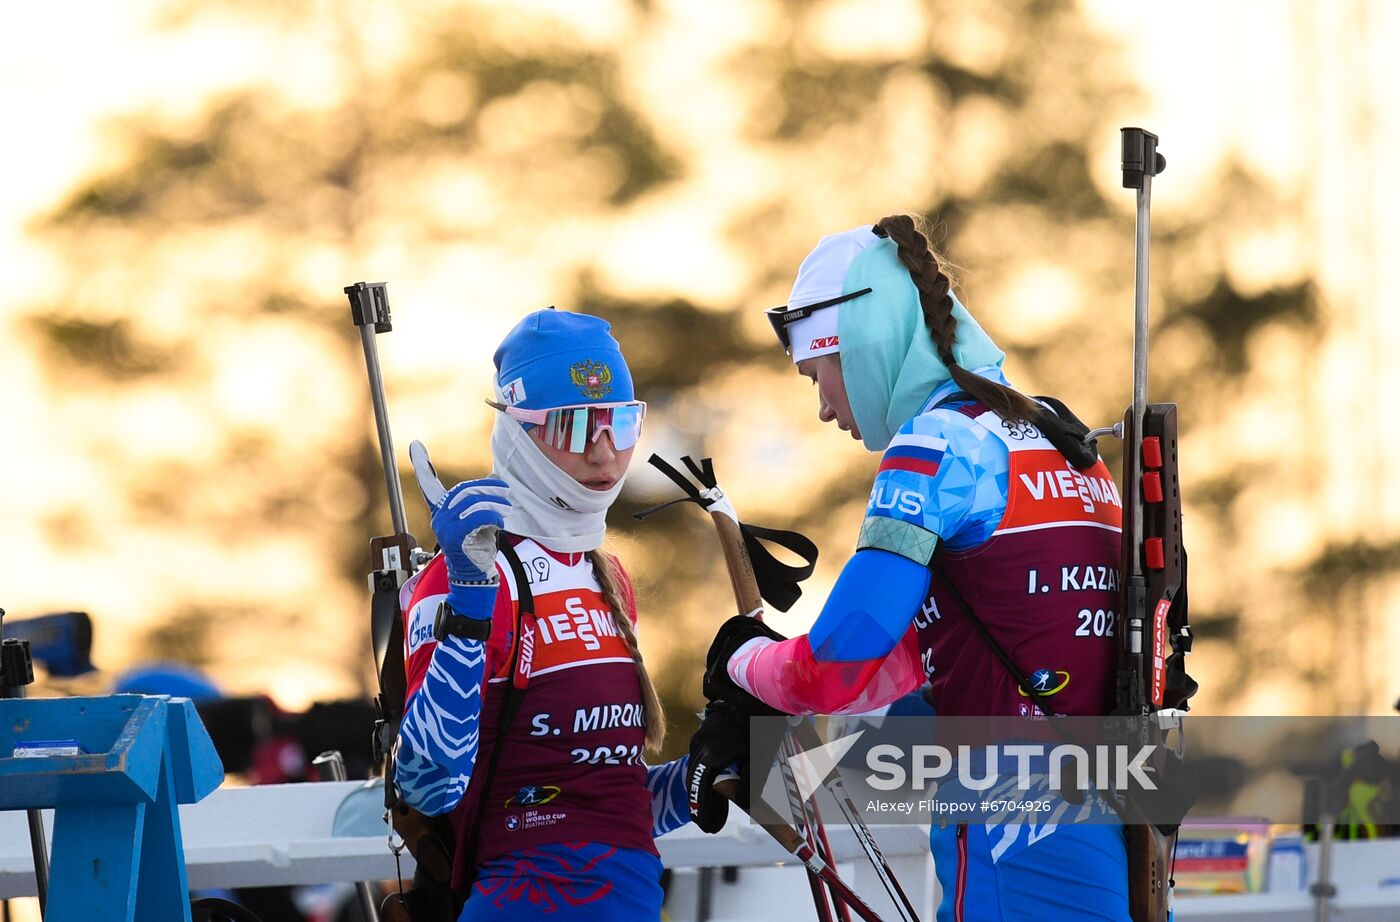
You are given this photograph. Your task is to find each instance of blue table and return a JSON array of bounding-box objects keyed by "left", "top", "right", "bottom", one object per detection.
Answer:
[{"left": 0, "top": 695, "right": 223, "bottom": 921}]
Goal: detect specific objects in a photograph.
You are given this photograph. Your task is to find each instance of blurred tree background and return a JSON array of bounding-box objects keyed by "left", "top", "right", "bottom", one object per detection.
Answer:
[{"left": 4, "top": 0, "right": 1396, "bottom": 763}]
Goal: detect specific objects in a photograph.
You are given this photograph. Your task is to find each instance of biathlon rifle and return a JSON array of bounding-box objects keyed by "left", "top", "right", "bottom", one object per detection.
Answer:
[
  {"left": 350, "top": 282, "right": 479, "bottom": 919},
  {"left": 636, "top": 457, "right": 921, "bottom": 922},
  {"left": 1092, "top": 129, "right": 1198, "bottom": 922},
  {"left": 346, "top": 281, "right": 425, "bottom": 799}
]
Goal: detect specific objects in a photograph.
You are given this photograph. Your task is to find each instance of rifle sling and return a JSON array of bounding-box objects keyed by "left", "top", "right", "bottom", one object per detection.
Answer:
[
  {"left": 927, "top": 556, "right": 1061, "bottom": 720},
  {"left": 458, "top": 536, "right": 535, "bottom": 889},
  {"left": 930, "top": 556, "right": 1190, "bottom": 838},
  {"left": 375, "top": 563, "right": 411, "bottom": 810}
]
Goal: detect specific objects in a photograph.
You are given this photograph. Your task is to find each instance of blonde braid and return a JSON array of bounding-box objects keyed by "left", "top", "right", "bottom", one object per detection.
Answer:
[{"left": 587, "top": 549, "right": 667, "bottom": 752}]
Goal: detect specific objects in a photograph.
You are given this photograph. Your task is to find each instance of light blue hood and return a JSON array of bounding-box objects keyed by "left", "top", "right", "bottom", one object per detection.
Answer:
[{"left": 838, "top": 237, "right": 1005, "bottom": 451}]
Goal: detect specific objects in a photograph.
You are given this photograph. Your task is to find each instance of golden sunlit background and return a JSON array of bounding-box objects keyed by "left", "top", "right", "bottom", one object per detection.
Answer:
[{"left": 3, "top": 0, "right": 1397, "bottom": 764}]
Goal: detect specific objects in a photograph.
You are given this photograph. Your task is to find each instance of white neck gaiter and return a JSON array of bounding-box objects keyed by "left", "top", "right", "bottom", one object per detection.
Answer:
[{"left": 490, "top": 414, "right": 625, "bottom": 553}]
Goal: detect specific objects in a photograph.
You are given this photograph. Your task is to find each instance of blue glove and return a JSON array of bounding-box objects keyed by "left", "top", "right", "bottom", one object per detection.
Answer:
[{"left": 410, "top": 440, "right": 511, "bottom": 616}]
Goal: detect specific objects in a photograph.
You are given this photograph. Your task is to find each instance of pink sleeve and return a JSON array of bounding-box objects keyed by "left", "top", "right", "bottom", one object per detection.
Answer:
[{"left": 729, "top": 626, "right": 924, "bottom": 715}]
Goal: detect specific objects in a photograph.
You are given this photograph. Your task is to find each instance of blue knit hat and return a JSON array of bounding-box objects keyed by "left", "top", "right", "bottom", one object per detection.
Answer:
[{"left": 493, "top": 308, "right": 635, "bottom": 410}]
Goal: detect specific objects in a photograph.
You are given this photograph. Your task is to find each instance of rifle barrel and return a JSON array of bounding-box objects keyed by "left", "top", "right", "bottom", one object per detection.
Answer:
[
  {"left": 346, "top": 282, "right": 409, "bottom": 538},
  {"left": 358, "top": 324, "right": 409, "bottom": 537},
  {"left": 1121, "top": 128, "right": 1164, "bottom": 588}
]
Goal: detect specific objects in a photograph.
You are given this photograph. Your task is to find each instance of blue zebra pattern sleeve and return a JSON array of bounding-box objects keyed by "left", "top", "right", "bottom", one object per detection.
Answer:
[
  {"left": 645, "top": 755, "right": 692, "bottom": 837},
  {"left": 394, "top": 634, "right": 487, "bottom": 816}
]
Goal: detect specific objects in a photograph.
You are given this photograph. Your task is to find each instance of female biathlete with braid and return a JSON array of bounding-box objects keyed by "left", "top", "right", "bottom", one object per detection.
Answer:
[
  {"left": 691, "top": 216, "right": 1131, "bottom": 921},
  {"left": 394, "top": 309, "right": 693, "bottom": 921}
]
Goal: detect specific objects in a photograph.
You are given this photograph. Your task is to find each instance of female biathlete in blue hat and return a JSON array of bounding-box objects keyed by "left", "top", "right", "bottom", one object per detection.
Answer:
[
  {"left": 693, "top": 215, "right": 1131, "bottom": 921},
  {"left": 393, "top": 309, "right": 693, "bottom": 920}
]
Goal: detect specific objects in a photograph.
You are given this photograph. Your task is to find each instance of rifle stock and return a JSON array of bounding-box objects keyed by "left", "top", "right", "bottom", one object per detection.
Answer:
[{"left": 1125, "top": 824, "right": 1174, "bottom": 922}]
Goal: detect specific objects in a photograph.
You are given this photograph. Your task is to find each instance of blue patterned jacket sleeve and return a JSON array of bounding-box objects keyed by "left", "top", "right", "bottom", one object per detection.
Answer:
[
  {"left": 856, "top": 404, "right": 1010, "bottom": 561},
  {"left": 646, "top": 755, "right": 692, "bottom": 837},
  {"left": 394, "top": 633, "right": 487, "bottom": 816}
]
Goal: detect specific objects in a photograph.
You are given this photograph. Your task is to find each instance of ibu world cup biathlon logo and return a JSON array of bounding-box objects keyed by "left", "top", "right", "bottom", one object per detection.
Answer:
[
  {"left": 1018, "top": 668, "right": 1071, "bottom": 697},
  {"left": 570, "top": 359, "right": 612, "bottom": 399},
  {"left": 506, "top": 784, "right": 561, "bottom": 808}
]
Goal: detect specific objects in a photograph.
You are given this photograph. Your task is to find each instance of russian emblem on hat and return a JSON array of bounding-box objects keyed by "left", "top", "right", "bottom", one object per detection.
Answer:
[{"left": 570, "top": 359, "right": 613, "bottom": 399}]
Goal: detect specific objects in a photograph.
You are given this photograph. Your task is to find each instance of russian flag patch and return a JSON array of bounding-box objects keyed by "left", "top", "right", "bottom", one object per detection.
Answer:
[{"left": 878, "top": 432, "right": 946, "bottom": 477}]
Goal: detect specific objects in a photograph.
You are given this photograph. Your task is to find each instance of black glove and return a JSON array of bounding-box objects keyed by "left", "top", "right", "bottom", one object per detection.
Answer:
[
  {"left": 703, "top": 614, "right": 787, "bottom": 714},
  {"left": 687, "top": 699, "right": 751, "bottom": 834}
]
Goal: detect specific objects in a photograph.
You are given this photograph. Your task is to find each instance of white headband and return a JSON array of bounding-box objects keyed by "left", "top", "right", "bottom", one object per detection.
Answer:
[
  {"left": 788, "top": 306, "right": 841, "bottom": 363},
  {"left": 782, "top": 225, "right": 883, "bottom": 365}
]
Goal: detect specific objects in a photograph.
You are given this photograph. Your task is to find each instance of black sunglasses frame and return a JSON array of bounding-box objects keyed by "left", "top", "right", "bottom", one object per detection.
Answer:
[{"left": 764, "top": 287, "right": 874, "bottom": 353}]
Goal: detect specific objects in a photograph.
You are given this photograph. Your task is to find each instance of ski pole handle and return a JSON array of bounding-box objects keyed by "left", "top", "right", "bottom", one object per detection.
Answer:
[
  {"left": 673, "top": 469, "right": 907, "bottom": 920},
  {"left": 704, "top": 493, "right": 764, "bottom": 618}
]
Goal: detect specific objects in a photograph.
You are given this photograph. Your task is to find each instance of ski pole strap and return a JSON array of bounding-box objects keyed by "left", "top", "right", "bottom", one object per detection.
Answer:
[
  {"left": 634, "top": 454, "right": 819, "bottom": 612},
  {"left": 372, "top": 542, "right": 414, "bottom": 809},
  {"left": 458, "top": 535, "right": 534, "bottom": 890}
]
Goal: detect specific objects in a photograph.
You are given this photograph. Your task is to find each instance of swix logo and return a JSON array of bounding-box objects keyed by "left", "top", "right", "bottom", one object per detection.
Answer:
[
  {"left": 809, "top": 335, "right": 839, "bottom": 350},
  {"left": 516, "top": 619, "right": 536, "bottom": 682},
  {"left": 871, "top": 484, "right": 924, "bottom": 517},
  {"left": 549, "top": 496, "right": 576, "bottom": 511}
]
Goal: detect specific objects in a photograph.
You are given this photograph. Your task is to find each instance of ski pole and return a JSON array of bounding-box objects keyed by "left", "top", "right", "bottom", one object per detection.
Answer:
[
  {"left": 694, "top": 483, "right": 919, "bottom": 922},
  {"left": 636, "top": 456, "right": 920, "bottom": 921},
  {"left": 313, "top": 751, "right": 382, "bottom": 922},
  {"left": 777, "top": 732, "right": 837, "bottom": 922},
  {"left": 666, "top": 472, "right": 857, "bottom": 919},
  {"left": 712, "top": 777, "right": 888, "bottom": 922},
  {"left": 788, "top": 718, "right": 918, "bottom": 918}
]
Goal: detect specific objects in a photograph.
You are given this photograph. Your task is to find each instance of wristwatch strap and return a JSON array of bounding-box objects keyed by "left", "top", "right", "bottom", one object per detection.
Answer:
[{"left": 432, "top": 599, "right": 492, "bottom": 642}]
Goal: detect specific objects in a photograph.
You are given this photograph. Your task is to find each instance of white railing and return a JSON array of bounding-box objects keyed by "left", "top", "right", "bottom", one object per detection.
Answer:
[{"left": 2, "top": 781, "right": 1399, "bottom": 921}]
